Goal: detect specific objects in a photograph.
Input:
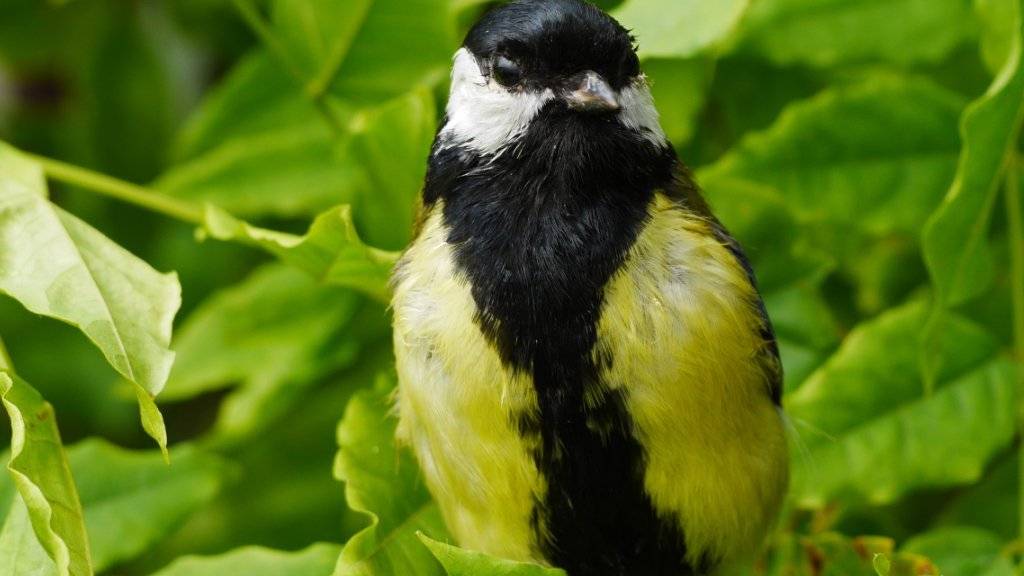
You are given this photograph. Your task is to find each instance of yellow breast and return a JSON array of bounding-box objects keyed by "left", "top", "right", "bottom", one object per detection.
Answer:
[
  {"left": 392, "top": 194, "right": 788, "bottom": 568},
  {"left": 597, "top": 194, "right": 788, "bottom": 566},
  {"left": 391, "top": 206, "right": 544, "bottom": 562}
]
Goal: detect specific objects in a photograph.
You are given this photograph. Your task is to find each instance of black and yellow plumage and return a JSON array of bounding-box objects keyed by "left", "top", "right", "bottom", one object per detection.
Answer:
[{"left": 391, "top": 1, "right": 788, "bottom": 574}]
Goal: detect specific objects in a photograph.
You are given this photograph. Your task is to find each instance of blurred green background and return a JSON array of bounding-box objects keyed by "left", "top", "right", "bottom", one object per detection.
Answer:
[{"left": 0, "top": 0, "right": 1022, "bottom": 574}]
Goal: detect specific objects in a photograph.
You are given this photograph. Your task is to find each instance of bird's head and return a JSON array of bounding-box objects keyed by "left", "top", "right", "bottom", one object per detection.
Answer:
[{"left": 439, "top": 0, "right": 667, "bottom": 156}]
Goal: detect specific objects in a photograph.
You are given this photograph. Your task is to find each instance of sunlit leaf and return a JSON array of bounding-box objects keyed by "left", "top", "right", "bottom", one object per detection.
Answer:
[
  {"left": 158, "top": 123, "right": 363, "bottom": 219},
  {"left": 419, "top": 534, "right": 566, "bottom": 576},
  {"left": 792, "top": 358, "right": 1016, "bottom": 507},
  {"left": 787, "top": 299, "right": 998, "bottom": 437},
  {"left": 0, "top": 372, "right": 91, "bottom": 576},
  {"left": 736, "top": 0, "right": 977, "bottom": 67},
  {"left": 0, "top": 142, "right": 178, "bottom": 448},
  {"left": 613, "top": 0, "right": 749, "bottom": 59},
  {"left": 976, "top": 0, "right": 1018, "bottom": 74},
  {"left": 202, "top": 204, "right": 397, "bottom": 303},
  {"left": 786, "top": 297, "right": 1015, "bottom": 506},
  {"left": 333, "top": 377, "right": 447, "bottom": 576},
  {"left": 161, "top": 50, "right": 357, "bottom": 220},
  {"left": 0, "top": 438, "right": 226, "bottom": 573},
  {"left": 347, "top": 88, "right": 436, "bottom": 249},
  {"left": 0, "top": 496, "right": 59, "bottom": 576},
  {"left": 923, "top": 0, "right": 1024, "bottom": 307},
  {"left": 700, "top": 77, "right": 965, "bottom": 237},
  {"left": 152, "top": 543, "right": 342, "bottom": 576}
]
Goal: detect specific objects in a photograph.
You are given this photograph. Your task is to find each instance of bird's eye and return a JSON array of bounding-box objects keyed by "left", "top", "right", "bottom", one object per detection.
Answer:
[{"left": 492, "top": 55, "right": 523, "bottom": 87}]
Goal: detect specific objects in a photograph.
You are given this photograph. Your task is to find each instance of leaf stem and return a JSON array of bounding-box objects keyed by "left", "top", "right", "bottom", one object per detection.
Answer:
[
  {"left": 23, "top": 152, "right": 205, "bottom": 225},
  {"left": 1008, "top": 153, "right": 1024, "bottom": 547}
]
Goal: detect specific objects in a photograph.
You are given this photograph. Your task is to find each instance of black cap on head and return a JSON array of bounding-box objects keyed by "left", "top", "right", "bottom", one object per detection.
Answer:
[{"left": 464, "top": 0, "right": 640, "bottom": 91}]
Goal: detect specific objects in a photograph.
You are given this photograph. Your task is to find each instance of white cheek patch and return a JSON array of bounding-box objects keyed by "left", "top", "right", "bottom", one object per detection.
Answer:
[
  {"left": 440, "top": 48, "right": 555, "bottom": 156},
  {"left": 441, "top": 49, "right": 668, "bottom": 155},
  {"left": 618, "top": 78, "right": 668, "bottom": 147}
]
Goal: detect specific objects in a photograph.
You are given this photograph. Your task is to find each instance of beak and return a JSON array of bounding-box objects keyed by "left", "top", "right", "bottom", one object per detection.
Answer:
[{"left": 565, "top": 71, "right": 620, "bottom": 113}]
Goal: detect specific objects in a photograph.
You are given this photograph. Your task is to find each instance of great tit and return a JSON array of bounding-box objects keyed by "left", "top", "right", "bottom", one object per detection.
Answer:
[{"left": 391, "top": 1, "right": 788, "bottom": 574}]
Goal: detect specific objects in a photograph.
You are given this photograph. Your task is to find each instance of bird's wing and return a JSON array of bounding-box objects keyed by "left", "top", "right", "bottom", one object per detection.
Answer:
[
  {"left": 713, "top": 226, "right": 784, "bottom": 406},
  {"left": 669, "top": 165, "right": 784, "bottom": 406}
]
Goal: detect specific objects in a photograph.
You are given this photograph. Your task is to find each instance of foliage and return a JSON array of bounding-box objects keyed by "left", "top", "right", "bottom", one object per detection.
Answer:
[{"left": 0, "top": 0, "right": 1022, "bottom": 574}]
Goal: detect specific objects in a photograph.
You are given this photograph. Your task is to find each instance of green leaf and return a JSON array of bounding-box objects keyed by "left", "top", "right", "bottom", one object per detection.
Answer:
[
  {"left": 702, "top": 177, "right": 835, "bottom": 293},
  {"left": 159, "top": 49, "right": 365, "bottom": 219},
  {"left": 736, "top": 0, "right": 977, "bottom": 67},
  {"left": 323, "top": 0, "right": 457, "bottom": 103},
  {"left": 333, "top": 377, "right": 447, "bottom": 576},
  {"left": 347, "top": 88, "right": 436, "bottom": 249},
  {"left": 270, "top": 0, "right": 375, "bottom": 94},
  {"left": 872, "top": 553, "right": 891, "bottom": 576},
  {"left": 263, "top": 0, "right": 457, "bottom": 104},
  {"left": 937, "top": 454, "right": 1018, "bottom": 539},
  {"left": 613, "top": 0, "right": 748, "bottom": 59},
  {"left": 786, "top": 297, "right": 1016, "bottom": 507},
  {"left": 0, "top": 496, "right": 59, "bottom": 576},
  {"left": 145, "top": 345, "right": 392, "bottom": 562},
  {"left": 68, "top": 440, "right": 227, "bottom": 571},
  {"left": 158, "top": 122, "right": 364, "bottom": 219},
  {"left": 165, "top": 264, "right": 362, "bottom": 402},
  {"left": 0, "top": 441, "right": 228, "bottom": 572},
  {"left": 164, "top": 264, "right": 367, "bottom": 439},
  {"left": 171, "top": 51, "right": 330, "bottom": 162},
  {"left": 164, "top": 68, "right": 435, "bottom": 233},
  {"left": 644, "top": 58, "right": 713, "bottom": 149},
  {"left": 923, "top": 0, "right": 1024, "bottom": 307},
  {"left": 84, "top": 8, "right": 173, "bottom": 182},
  {"left": 0, "top": 142, "right": 178, "bottom": 448},
  {"left": 1, "top": 372, "right": 91, "bottom": 576},
  {"left": 418, "top": 535, "right": 565, "bottom": 576},
  {"left": 700, "top": 77, "right": 965, "bottom": 237},
  {"left": 976, "top": 0, "right": 1019, "bottom": 75},
  {"left": 791, "top": 358, "right": 1016, "bottom": 507},
  {"left": 687, "top": 57, "right": 827, "bottom": 167},
  {"left": 201, "top": 205, "right": 398, "bottom": 303},
  {"left": 788, "top": 299, "right": 998, "bottom": 438},
  {"left": 902, "top": 527, "right": 1014, "bottom": 576},
  {"left": 152, "top": 543, "right": 342, "bottom": 576}
]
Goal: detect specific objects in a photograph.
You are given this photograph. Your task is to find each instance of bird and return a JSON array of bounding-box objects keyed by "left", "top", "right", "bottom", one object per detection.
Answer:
[{"left": 390, "top": 1, "right": 789, "bottom": 574}]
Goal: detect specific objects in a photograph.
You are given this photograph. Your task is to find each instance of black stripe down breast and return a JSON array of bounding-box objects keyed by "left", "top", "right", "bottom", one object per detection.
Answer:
[{"left": 424, "top": 102, "right": 710, "bottom": 576}]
